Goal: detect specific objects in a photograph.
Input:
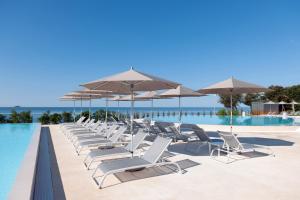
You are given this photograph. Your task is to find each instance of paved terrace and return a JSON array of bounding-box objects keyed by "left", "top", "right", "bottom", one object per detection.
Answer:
[{"left": 48, "top": 125, "right": 300, "bottom": 200}]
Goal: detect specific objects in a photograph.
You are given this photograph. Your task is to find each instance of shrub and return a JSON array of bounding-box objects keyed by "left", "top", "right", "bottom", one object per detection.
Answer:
[
  {"left": 216, "top": 108, "right": 227, "bottom": 116},
  {"left": 19, "top": 111, "right": 33, "bottom": 123},
  {"left": 0, "top": 114, "right": 6, "bottom": 123},
  {"left": 216, "top": 108, "right": 240, "bottom": 116},
  {"left": 62, "top": 112, "right": 73, "bottom": 123},
  {"left": 38, "top": 111, "right": 51, "bottom": 124},
  {"left": 9, "top": 109, "right": 20, "bottom": 123},
  {"left": 50, "top": 113, "right": 62, "bottom": 124}
]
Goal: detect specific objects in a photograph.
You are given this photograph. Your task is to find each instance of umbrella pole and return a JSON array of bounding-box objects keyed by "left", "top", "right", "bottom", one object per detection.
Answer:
[
  {"left": 151, "top": 98, "right": 154, "bottom": 121},
  {"left": 105, "top": 98, "right": 108, "bottom": 123},
  {"left": 89, "top": 96, "right": 91, "bottom": 119},
  {"left": 292, "top": 103, "right": 295, "bottom": 113},
  {"left": 73, "top": 100, "right": 76, "bottom": 123},
  {"left": 117, "top": 100, "right": 120, "bottom": 120},
  {"left": 230, "top": 94, "right": 233, "bottom": 133},
  {"left": 178, "top": 96, "right": 181, "bottom": 133},
  {"left": 130, "top": 85, "right": 134, "bottom": 157},
  {"left": 80, "top": 98, "right": 83, "bottom": 117}
]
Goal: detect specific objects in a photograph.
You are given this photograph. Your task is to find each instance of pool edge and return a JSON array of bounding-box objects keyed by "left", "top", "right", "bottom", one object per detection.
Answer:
[{"left": 8, "top": 123, "right": 42, "bottom": 200}]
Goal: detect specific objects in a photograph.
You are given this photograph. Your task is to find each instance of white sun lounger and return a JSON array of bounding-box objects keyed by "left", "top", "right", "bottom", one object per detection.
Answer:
[
  {"left": 60, "top": 116, "right": 86, "bottom": 128},
  {"left": 92, "top": 136, "right": 182, "bottom": 189},
  {"left": 75, "top": 126, "right": 127, "bottom": 155},
  {"left": 84, "top": 130, "right": 148, "bottom": 169},
  {"left": 210, "top": 131, "right": 274, "bottom": 162},
  {"left": 71, "top": 124, "right": 118, "bottom": 144}
]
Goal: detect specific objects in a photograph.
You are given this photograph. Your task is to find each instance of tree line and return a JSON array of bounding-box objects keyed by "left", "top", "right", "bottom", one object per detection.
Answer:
[{"left": 218, "top": 84, "right": 300, "bottom": 113}]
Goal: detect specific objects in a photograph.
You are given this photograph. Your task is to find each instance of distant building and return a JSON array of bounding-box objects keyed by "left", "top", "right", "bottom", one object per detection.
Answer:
[{"left": 251, "top": 102, "right": 279, "bottom": 115}]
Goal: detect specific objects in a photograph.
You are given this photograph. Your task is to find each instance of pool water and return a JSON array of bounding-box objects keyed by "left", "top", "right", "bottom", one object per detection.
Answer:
[
  {"left": 0, "top": 123, "right": 37, "bottom": 200},
  {"left": 153, "top": 115, "right": 296, "bottom": 126}
]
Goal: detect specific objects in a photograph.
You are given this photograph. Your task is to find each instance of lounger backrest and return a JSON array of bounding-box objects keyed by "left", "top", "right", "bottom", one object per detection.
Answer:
[
  {"left": 125, "top": 130, "right": 148, "bottom": 151},
  {"left": 90, "top": 121, "right": 100, "bottom": 130},
  {"left": 218, "top": 131, "right": 241, "bottom": 149},
  {"left": 194, "top": 128, "right": 211, "bottom": 142},
  {"left": 142, "top": 136, "right": 172, "bottom": 164},
  {"left": 109, "top": 126, "right": 127, "bottom": 143},
  {"left": 76, "top": 116, "right": 85, "bottom": 125},
  {"left": 85, "top": 119, "right": 95, "bottom": 127},
  {"left": 82, "top": 118, "right": 90, "bottom": 126}
]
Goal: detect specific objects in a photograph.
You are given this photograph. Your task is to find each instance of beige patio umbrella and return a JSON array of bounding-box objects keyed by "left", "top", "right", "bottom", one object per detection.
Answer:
[
  {"left": 290, "top": 100, "right": 299, "bottom": 113},
  {"left": 135, "top": 91, "right": 163, "bottom": 120},
  {"left": 81, "top": 67, "right": 180, "bottom": 156},
  {"left": 74, "top": 89, "right": 115, "bottom": 123},
  {"left": 278, "top": 101, "right": 288, "bottom": 112},
  {"left": 160, "top": 85, "right": 205, "bottom": 132},
  {"left": 65, "top": 92, "right": 111, "bottom": 119},
  {"left": 60, "top": 95, "right": 92, "bottom": 122},
  {"left": 109, "top": 95, "right": 124, "bottom": 119},
  {"left": 198, "top": 77, "right": 269, "bottom": 132}
]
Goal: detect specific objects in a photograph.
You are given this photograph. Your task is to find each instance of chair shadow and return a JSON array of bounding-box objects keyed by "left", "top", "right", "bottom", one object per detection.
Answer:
[
  {"left": 113, "top": 159, "right": 200, "bottom": 183},
  {"left": 237, "top": 137, "right": 294, "bottom": 146},
  {"left": 168, "top": 142, "right": 212, "bottom": 156}
]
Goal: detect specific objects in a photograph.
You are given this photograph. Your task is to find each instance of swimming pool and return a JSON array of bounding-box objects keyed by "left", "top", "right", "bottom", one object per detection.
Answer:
[
  {"left": 0, "top": 123, "right": 37, "bottom": 200},
  {"left": 153, "top": 115, "right": 296, "bottom": 126}
]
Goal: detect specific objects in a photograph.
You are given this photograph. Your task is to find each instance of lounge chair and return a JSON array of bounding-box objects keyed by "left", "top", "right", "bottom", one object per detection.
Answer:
[
  {"left": 210, "top": 131, "right": 274, "bottom": 162},
  {"left": 92, "top": 135, "right": 182, "bottom": 189},
  {"left": 184, "top": 127, "right": 223, "bottom": 154},
  {"left": 71, "top": 124, "right": 118, "bottom": 144},
  {"left": 63, "top": 118, "right": 94, "bottom": 134},
  {"left": 75, "top": 126, "right": 127, "bottom": 155},
  {"left": 84, "top": 130, "right": 148, "bottom": 169},
  {"left": 67, "top": 121, "right": 103, "bottom": 140},
  {"left": 66, "top": 119, "right": 96, "bottom": 132},
  {"left": 60, "top": 116, "right": 85, "bottom": 127}
]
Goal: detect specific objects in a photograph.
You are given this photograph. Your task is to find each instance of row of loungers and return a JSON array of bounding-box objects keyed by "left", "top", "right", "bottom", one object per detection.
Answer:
[
  {"left": 60, "top": 117, "right": 182, "bottom": 188},
  {"left": 60, "top": 116, "right": 274, "bottom": 188}
]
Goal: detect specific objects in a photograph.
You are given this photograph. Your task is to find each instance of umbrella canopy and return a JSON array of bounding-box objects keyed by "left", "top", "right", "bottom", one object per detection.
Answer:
[
  {"left": 60, "top": 96, "right": 92, "bottom": 122},
  {"left": 135, "top": 91, "right": 162, "bottom": 100},
  {"left": 160, "top": 85, "right": 204, "bottom": 98},
  {"left": 59, "top": 96, "right": 92, "bottom": 100},
  {"left": 197, "top": 77, "right": 269, "bottom": 132},
  {"left": 81, "top": 67, "right": 180, "bottom": 157},
  {"left": 290, "top": 100, "right": 299, "bottom": 113},
  {"left": 198, "top": 77, "right": 270, "bottom": 95},
  {"left": 291, "top": 100, "right": 299, "bottom": 105},
  {"left": 264, "top": 101, "right": 276, "bottom": 104},
  {"left": 81, "top": 67, "right": 180, "bottom": 93},
  {"left": 74, "top": 90, "right": 116, "bottom": 122},
  {"left": 278, "top": 101, "right": 287, "bottom": 104},
  {"left": 160, "top": 85, "right": 205, "bottom": 132}
]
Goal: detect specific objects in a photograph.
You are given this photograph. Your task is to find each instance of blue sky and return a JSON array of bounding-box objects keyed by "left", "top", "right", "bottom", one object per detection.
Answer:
[{"left": 0, "top": 0, "right": 299, "bottom": 107}]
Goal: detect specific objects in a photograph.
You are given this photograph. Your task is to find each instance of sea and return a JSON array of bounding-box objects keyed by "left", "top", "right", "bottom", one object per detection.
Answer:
[{"left": 0, "top": 107, "right": 250, "bottom": 122}]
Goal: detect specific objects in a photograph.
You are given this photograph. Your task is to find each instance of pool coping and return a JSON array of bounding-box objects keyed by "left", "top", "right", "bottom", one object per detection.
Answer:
[{"left": 8, "top": 123, "right": 42, "bottom": 200}]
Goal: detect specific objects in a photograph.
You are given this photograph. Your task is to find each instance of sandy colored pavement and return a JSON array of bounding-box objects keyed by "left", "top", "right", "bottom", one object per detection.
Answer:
[{"left": 49, "top": 125, "right": 300, "bottom": 200}]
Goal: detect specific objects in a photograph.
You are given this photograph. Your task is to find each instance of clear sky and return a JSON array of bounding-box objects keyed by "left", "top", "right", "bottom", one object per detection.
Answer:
[{"left": 0, "top": 0, "right": 299, "bottom": 107}]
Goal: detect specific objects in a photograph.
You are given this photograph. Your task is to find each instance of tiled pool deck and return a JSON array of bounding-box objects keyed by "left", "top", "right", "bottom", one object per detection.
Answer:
[{"left": 49, "top": 125, "right": 300, "bottom": 200}]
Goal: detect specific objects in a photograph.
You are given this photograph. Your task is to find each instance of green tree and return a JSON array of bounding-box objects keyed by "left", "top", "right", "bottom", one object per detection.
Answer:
[
  {"left": 265, "top": 85, "right": 290, "bottom": 102},
  {"left": 62, "top": 112, "right": 73, "bottom": 123},
  {"left": 218, "top": 94, "right": 242, "bottom": 110},
  {"left": 0, "top": 114, "right": 6, "bottom": 123},
  {"left": 50, "top": 113, "right": 62, "bottom": 124},
  {"left": 9, "top": 110, "right": 20, "bottom": 123},
  {"left": 19, "top": 111, "right": 33, "bottom": 123},
  {"left": 38, "top": 111, "right": 51, "bottom": 124}
]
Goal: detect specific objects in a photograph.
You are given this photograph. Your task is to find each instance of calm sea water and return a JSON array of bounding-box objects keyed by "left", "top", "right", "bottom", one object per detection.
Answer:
[
  {"left": 0, "top": 123, "right": 37, "bottom": 200},
  {"left": 0, "top": 107, "right": 240, "bottom": 122}
]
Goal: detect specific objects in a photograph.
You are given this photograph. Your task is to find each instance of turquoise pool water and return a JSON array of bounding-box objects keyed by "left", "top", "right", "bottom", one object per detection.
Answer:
[
  {"left": 153, "top": 115, "right": 296, "bottom": 126},
  {"left": 0, "top": 123, "right": 37, "bottom": 200}
]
